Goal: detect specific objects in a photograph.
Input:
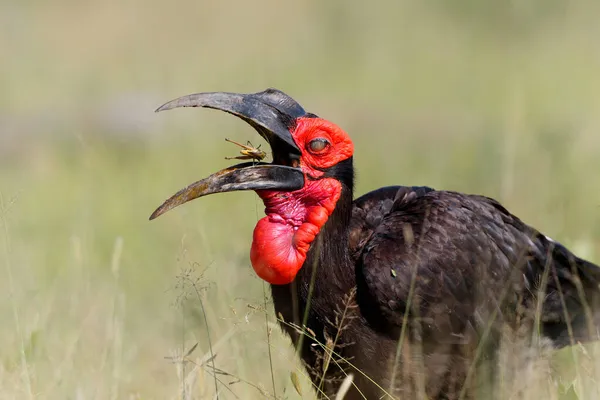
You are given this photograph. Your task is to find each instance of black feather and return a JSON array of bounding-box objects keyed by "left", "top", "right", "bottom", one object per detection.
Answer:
[{"left": 271, "top": 159, "right": 600, "bottom": 399}]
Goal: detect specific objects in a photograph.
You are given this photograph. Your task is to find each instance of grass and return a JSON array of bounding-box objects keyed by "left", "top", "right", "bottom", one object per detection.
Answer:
[{"left": 2, "top": 0, "right": 600, "bottom": 398}]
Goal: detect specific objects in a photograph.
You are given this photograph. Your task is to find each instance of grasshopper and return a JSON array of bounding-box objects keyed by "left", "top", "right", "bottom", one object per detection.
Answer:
[{"left": 224, "top": 138, "right": 267, "bottom": 162}]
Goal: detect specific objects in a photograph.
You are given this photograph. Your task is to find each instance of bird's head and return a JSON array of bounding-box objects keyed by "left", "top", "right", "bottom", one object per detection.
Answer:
[{"left": 150, "top": 89, "right": 354, "bottom": 284}]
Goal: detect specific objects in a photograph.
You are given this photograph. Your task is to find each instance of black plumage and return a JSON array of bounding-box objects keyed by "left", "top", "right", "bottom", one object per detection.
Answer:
[{"left": 272, "top": 175, "right": 600, "bottom": 399}]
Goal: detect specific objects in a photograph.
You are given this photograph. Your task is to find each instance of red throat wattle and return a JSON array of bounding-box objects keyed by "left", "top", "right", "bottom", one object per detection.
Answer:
[
  {"left": 249, "top": 117, "right": 353, "bottom": 285},
  {"left": 250, "top": 179, "right": 342, "bottom": 284}
]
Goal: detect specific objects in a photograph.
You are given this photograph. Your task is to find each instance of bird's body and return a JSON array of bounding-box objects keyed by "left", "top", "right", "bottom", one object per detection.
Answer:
[
  {"left": 273, "top": 184, "right": 600, "bottom": 399},
  {"left": 150, "top": 89, "right": 600, "bottom": 399}
]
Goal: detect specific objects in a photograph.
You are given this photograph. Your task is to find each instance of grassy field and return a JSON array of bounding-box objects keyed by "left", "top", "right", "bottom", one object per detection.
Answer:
[{"left": 2, "top": 0, "right": 600, "bottom": 398}]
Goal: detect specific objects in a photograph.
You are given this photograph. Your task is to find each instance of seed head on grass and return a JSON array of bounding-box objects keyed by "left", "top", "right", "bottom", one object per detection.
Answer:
[{"left": 169, "top": 261, "right": 219, "bottom": 399}]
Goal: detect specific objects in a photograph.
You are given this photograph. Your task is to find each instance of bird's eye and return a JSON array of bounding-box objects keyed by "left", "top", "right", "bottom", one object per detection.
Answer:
[{"left": 308, "top": 138, "right": 330, "bottom": 153}]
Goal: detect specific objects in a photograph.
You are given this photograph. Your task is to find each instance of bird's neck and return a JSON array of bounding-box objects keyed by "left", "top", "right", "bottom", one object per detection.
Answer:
[
  {"left": 253, "top": 157, "right": 355, "bottom": 337},
  {"left": 268, "top": 182, "right": 355, "bottom": 359},
  {"left": 298, "top": 183, "right": 355, "bottom": 288},
  {"left": 299, "top": 157, "right": 357, "bottom": 290},
  {"left": 268, "top": 157, "right": 355, "bottom": 331}
]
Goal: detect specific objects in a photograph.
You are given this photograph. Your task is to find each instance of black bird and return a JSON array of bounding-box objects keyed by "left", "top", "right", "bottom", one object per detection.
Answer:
[{"left": 150, "top": 89, "right": 600, "bottom": 399}]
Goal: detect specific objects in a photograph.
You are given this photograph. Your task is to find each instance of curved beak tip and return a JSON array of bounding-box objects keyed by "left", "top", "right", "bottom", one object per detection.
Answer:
[
  {"left": 154, "top": 103, "right": 171, "bottom": 113},
  {"left": 149, "top": 203, "right": 169, "bottom": 220}
]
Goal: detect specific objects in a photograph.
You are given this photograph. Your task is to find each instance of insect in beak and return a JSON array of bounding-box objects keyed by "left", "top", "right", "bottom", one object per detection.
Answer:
[{"left": 224, "top": 138, "right": 267, "bottom": 162}]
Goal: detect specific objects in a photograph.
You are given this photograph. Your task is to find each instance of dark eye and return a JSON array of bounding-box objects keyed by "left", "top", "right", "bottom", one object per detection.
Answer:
[{"left": 308, "top": 138, "right": 330, "bottom": 153}]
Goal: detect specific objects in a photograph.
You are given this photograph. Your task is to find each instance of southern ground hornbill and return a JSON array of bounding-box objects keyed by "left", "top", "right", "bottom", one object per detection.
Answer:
[{"left": 150, "top": 89, "right": 600, "bottom": 399}]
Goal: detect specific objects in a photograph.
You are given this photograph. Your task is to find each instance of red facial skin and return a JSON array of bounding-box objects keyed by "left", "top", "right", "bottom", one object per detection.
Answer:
[{"left": 250, "top": 117, "right": 354, "bottom": 284}]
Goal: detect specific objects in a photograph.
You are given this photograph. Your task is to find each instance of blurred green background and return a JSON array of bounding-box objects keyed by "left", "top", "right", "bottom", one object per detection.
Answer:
[{"left": 1, "top": 0, "right": 600, "bottom": 399}]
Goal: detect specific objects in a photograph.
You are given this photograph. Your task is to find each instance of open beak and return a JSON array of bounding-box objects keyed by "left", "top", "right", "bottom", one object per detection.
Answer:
[{"left": 149, "top": 89, "right": 307, "bottom": 220}]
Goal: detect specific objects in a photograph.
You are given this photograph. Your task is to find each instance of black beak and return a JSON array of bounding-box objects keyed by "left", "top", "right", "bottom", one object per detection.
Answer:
[
  {"left": 150, "top": 89, "right": 307, "bottom": 220},
  {"left": 155, "top": 88, "right": 306, "bottom": 158}
]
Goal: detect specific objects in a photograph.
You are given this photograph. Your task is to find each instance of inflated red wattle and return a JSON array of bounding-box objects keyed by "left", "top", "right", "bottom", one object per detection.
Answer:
[{"left": 250, "top": 179, "right": 342, "bottom": 284}]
